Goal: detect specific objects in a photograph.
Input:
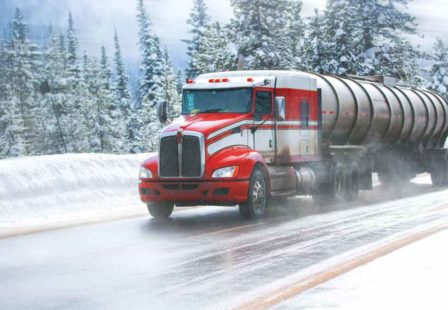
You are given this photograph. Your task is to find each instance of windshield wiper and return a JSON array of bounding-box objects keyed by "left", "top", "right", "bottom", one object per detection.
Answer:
[{"left": 201, "top": 108, "right": 226, "bottom": 113}]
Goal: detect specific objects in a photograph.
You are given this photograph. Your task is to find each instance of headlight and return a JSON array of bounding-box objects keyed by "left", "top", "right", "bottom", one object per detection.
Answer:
[
  {"left": 139, "top": 166, "right": 153, "bottom": 179},
  {"left": 212, "top": 166, "right": 239, "bottom": 178}
]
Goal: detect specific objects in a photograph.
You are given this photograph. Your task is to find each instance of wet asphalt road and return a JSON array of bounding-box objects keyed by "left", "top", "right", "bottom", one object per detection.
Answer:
[{"left": 1, "top": 175, "right": 448, "bottom": 310}]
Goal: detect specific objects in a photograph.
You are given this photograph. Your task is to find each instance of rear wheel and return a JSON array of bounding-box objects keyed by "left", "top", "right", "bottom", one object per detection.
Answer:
[
  {"left": 147, "top": 203, "right": 174, "bottom": 219},
  {"left": 344, "top": 165, "right": 360, "bottom": 201},
  {"left": 431, "top": 168, "right": 448, "bottom": 187},
  {"left": 312, "top": 164, "right": 345, "bottom": 203},
  {"left": 239, "top": 168, "right": 267, "bottom": 220}
]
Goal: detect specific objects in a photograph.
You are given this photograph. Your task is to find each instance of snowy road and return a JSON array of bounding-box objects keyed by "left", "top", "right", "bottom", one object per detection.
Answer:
[{"left": 1, "top": 175, "right": 448, "bottom": 310}]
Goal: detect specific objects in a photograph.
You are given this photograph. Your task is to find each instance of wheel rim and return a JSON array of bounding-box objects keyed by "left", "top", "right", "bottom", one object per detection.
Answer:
[{"left": 252, "top": 180, "right": 265, "bottom": 212}]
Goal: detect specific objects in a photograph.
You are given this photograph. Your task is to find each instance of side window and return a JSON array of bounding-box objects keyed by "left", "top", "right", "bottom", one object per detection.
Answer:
[
  {"left": 300, "top": 100, "right": 309, "bottom": 127},
  {"left": 255, "top": 91, "right": 273, "bottom": 116}
]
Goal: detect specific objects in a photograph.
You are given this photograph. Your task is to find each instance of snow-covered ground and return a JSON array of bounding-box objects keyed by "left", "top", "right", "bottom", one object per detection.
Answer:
[
  {"left": 274, "top": 230, "right": 448, "bottom": 310},
  {"left": 0, "top": 153, "right": 151, "bottom": 235}
]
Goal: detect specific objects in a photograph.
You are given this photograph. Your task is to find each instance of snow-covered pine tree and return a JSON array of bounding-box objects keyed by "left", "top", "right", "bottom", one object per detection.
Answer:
[
  {"left": 0, "top": 39, "right": 24, "bottom": 158},
  {"left": 352, "top": 0, "right": 419, "bottom": 79},
  {"left": 37, "top": 29, "right": 71, "bottom": 155},
  {"left": 230, "top": 0, "right": 304, "bottom": 70},
  {"left": 66, "top": 13, "right": 78, "bottom": 72},
  {"left": 79, "top": 52, "right": 101, "bottom": 152},
  {"left": 190, "top": 22, "right": 236, "bottom": 74},
  {"left": 161, "top": 47, "right": 181, "bottom": 120},
  {"left": 302, "top": 9, "right": 327, "bottom": 73},
  {"left": 428, "top": 38, "right": 448, "bottom": 98},
  {"left": 136, "top": 0, "right": 164, "bottom": 152},
  {"left": 184, "top": 0, "right": 211, "bottom": 78},
  {"left": 61, "top": 14, "right": 90, "bottom": 153},
  {"left": 176, "top": 70, "right": 184, "bottom": 94},
  {"left": 99, "top": 46, "right": 125, "bottom": 153},
  {"left": 322, "top": 0, "right": 360, "bottom": 75},
  {"left": 279, "top": 1, "right": 305, "bottom": 69},
  {"left": 80, "top": 49, "right": 123, "bottom": 154},
  {"left": 113, "top": 30, "right": 133, "bottom": 153},
  {"left": 0, "top": 84, "right": 24, "bottom": 158},
  {"left": 4, "top": 8, "right": 42, "bottom": 156}
]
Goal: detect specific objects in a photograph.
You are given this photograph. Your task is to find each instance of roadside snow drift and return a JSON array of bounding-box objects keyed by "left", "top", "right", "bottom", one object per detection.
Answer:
[{"left": 0, "top": 153, "right": 151, "bottom": 230}]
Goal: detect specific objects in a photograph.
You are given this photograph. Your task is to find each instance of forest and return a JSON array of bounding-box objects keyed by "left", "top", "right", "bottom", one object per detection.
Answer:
[{"left": 1, "top": 0, "right": 448, "bottom": 159}]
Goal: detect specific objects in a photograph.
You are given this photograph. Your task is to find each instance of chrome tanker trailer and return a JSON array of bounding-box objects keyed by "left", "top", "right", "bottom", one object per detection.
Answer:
[{"left": 139, "top": 70, "right": 448, "bottom": 219}]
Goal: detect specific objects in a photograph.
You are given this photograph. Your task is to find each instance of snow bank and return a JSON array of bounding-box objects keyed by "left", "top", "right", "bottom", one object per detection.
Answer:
[{"left": 0, "top": 153, "right": 152, "bottom": 232}]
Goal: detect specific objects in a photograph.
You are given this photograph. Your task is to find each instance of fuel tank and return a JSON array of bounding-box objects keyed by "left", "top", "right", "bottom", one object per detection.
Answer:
[{"left": 309, "top": 73, "right": 448, "bottom": 149}]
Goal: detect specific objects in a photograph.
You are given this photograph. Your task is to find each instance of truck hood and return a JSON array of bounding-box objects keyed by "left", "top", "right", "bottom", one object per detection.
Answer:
[{"left": 162, "top": 113, "right": 250, "bottom": 139}]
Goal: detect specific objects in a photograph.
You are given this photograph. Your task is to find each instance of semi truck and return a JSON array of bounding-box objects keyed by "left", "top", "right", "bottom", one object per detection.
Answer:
[{"left": 138, "top": 70, "right": 448, "bottom": 219}]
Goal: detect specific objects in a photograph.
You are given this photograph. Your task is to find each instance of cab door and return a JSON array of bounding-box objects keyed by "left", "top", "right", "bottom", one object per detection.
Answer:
[{"left": 252, "top": 89, "right": 275, "bottom": 163}]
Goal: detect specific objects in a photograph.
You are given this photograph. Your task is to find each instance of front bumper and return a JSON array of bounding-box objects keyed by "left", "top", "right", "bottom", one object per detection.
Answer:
[{"left": 138, "top": 179, "right": 250, "bottom": 205}]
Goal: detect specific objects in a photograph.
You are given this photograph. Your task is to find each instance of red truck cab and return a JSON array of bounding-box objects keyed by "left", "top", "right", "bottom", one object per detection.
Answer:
[{"left": 139, "top": 71, "right": 320, "bottom": 219}]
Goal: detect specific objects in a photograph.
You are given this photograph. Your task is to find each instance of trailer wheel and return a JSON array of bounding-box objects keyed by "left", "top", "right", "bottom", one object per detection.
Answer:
[
  {"left": 431, "top": 169, "right": 447, "bottom": 187},
  {"left": 147, "top": 203, "right": 174, "bottom": 219},
  {"left": 312, "top": 164, "right": 344, "bottom": 203},
  {"left": 239, "top": 168, "right": 267, "bottom": 220},
  {"left": 344, "top": 165, "right": 359, "bottom": 201}
]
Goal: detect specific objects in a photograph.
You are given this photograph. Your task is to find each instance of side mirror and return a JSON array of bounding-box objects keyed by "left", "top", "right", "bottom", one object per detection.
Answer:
[
  {"left": 157, "top": 101, "right": 168, "bottom": 124},
  {"left": 275, "top": 96, "right": 286, "bottom": 121}
]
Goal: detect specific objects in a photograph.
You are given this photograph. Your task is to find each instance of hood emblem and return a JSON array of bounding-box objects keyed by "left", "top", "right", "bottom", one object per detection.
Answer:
[{"left": 176, "top": 130, "right": 183, "bottom": 144}]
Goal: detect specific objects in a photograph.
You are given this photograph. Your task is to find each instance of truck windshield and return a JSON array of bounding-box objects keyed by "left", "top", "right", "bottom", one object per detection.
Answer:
[{"left": 182, "top": 88, "right": 252, "bottom": 115}]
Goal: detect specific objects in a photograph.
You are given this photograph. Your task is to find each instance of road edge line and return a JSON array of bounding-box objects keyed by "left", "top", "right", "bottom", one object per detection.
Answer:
[{"left": 237, "top": 224, "right": 447, "bottom": 310}]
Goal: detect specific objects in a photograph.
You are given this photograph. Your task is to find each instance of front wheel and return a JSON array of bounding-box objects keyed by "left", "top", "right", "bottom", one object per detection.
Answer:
[
  {"left": 239, "top": 169, "right": 267, "bottom": 220},
  {"left": 147, "top": 203, "right": 174, "bottom": 219}
]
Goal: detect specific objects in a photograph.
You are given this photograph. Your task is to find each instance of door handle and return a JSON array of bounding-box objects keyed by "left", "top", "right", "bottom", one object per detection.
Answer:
[{"left": 269, "top": 140, "right": 273, "bottom": 148}]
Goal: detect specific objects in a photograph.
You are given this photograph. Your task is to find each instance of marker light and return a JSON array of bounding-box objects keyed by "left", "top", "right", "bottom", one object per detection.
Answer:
[
  {"left": 247, "top": 77, "right": 254, "bottom": 82},
  {"left": 215, "top": 78, "right": 221, "bottom": 83},
  {"left": 209, "top": 78, "right": 215, "bottom": 83},
  {"left": 222, "top": 78, "right": 229, "bottom": 82},
  {"left": 186, "top": 79, "right": 194, "bottom": 84}
]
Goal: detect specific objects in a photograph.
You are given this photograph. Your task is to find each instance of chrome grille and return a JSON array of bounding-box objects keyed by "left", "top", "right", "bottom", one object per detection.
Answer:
[{"left": 159, "top": 132, "right": 203, "bottom": 178}]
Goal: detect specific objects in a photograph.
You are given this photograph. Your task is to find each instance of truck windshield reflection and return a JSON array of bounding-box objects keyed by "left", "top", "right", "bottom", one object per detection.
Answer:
[{"left": 182, "top": 88, "right": 252, "bottom": 114}]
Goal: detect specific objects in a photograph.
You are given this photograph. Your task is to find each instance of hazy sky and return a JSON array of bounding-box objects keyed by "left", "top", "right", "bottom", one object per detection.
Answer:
[{"left": 1, "top": 0, "right": 447, "bottom": 70}]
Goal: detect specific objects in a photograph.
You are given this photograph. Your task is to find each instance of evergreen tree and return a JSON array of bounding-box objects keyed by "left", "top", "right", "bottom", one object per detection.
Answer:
[
  {"left": 0, "top": 39, "right": 24, "bottom": 158},
  {"left": 38, "top": 30, "right": 70, "bottom": 155},
  {"left": 280, "top": 1, "right": 305, "bottom": 69},
  {"left": 230, "top": 0, "right": 304, "bottom": 70},
  {"left": 66, "top": 13, "right": 77, "bottom": 67},
  {"left": 190, "top": 22, "right": 236, "bottom": 74},
  {"left": 161, "top": 47, "right": 181, "bottom": 120},
  {"left": 322, "top": 0, "right": 360, "bottom": 75},
  {"left": 101, "top": 46, "right": 125, "bottom": 153},
  {"left": 136, "top": 0, "right": 164, "bottom": 151},
  {"left": 0, "top": 85, "right": 24, "bottom": 158},
  {"left": 353, "top": 0, "right": 419, "bottom": 79},
  {"left": 428, "top": 38, "right": 448, "bottom": 98},
  {"left": 184, "top": 0, "right": 210, "bottom": 78},
  {"left": 62, "top": 15, "right": 90, "bottom": 153},
  {"left": 302, "top": 9, "right": 327, "bottom": 73},
  {"left": 113, "top": 30, "right": 133, "bottom": 152},
  {"left": 3, "top": 8, "right": 42, "bottom": 156}
]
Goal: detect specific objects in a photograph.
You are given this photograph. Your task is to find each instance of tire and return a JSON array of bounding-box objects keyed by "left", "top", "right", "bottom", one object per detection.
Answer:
[
  {"left": 147, "top": 203, "right": 174, "bottom": 219},
  {"left": 239, "top": 168, "right": 267, "bottom": 220},
  {"left": 431, "top": 169, "right": 447, "bottom": 187},
  {"left": 344, "top": 165, "right": 359, "bottom": 201},
  {"left": 312, "top": 164, "right": 344, "bottom": 203}
]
